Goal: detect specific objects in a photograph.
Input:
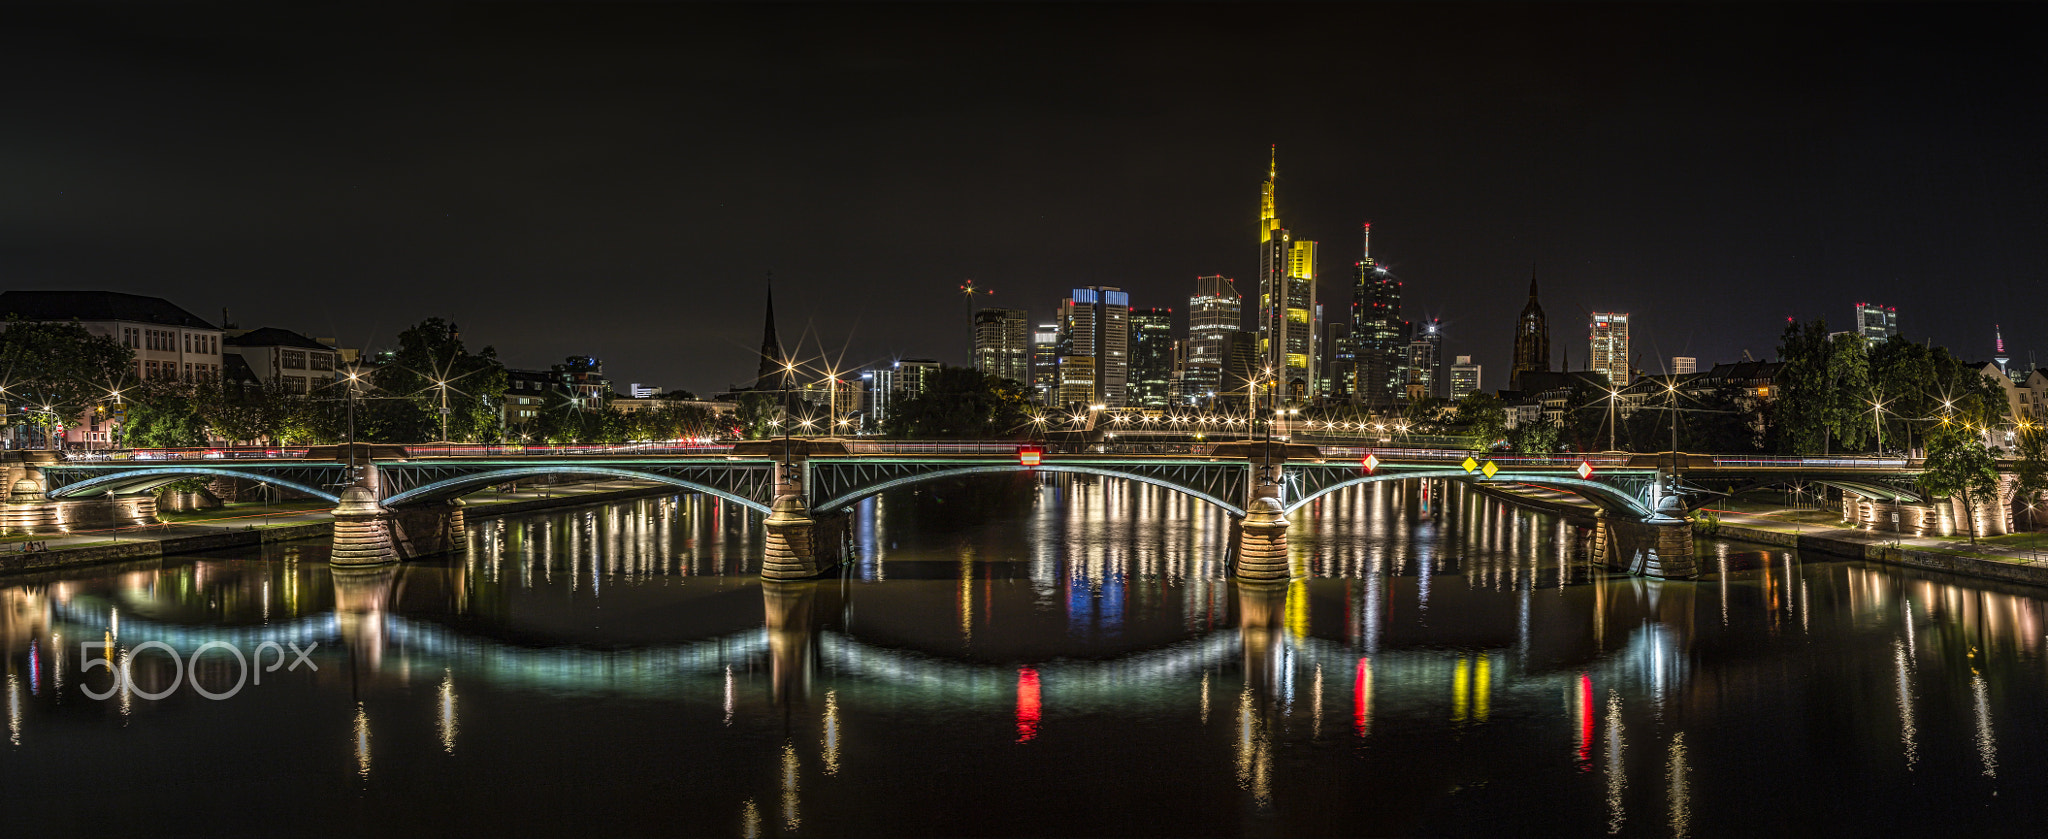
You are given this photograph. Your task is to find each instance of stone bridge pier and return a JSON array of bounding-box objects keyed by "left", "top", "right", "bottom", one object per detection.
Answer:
[
  {"left": 1227, "top": 442, "right": 1310, "bottom": 583},
  {"left": 329, "top": 466, "right": 465, "bottom": 566},
  {"left": 1592, "top": 504, "right": 1696, "bottom": 579}
]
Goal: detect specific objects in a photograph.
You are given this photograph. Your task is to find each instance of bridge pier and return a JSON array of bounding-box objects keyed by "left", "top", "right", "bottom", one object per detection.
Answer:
[
  {"left": 330, "top": 485, "right": 398, "bottom": 566},
  {"left": 1592, "top": 511, "right": 1696, "bottom": 579},
  {"left": 1234, "top": 494, "right": 1294, "bottom": 582},
  {"left": 761, "top": 493, "right": 843, "bottom": 580}
]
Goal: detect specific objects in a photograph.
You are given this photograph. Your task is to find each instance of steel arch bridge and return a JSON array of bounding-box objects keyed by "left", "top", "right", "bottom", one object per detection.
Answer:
[{"left": 42, "top": 462, "right": 351, "bottom": 503}]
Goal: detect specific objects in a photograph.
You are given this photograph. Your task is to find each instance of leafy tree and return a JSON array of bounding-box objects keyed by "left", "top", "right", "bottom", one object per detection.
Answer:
[
  {"left": 367, "top": 318, "right": 508, "bottom": 442},
  {"left": 0, "top": 318, "right": 135, "bottom": 448},
  {"left": 1823, "top": 332, "right": 1872, "bottom": 450},
  {"left": 2016, "top": 422, "right": 2048, "bottom": 530},
  {"left": 121, "top": 382, "right": 210, "bottom": 447},
  {"left": 1452, "top": 392, "right": 1508, "bottom": 450},
  {"left": 1507, "top": 416, "right": 1559, "bottom": 454},
  {"left": 1920, "top": 422, "right": 2000, "bottom": 543},
  {"left": 883, "top": 366, "right": 1031, "bottom": 438},
  {"left": 734, "top": 392, "right": 780, "bottom": 440}
]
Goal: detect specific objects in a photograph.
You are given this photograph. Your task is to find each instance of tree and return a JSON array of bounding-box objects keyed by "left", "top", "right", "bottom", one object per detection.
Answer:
[
  {"left": 1920, "top": 422, "right": 2000, "bottom": 543},
  {"left": 0, "top": 318, "right": 135, "bottom": 448},
  {"left": 734, "top": 392, "right": 780, "bottom": 440},
  {"left": 1451, "top": 392, "right": 1508, "bottom": 450},
  {"left": 1507, "top": 415, "right": 1559, "bottom": 454},
  {"left": 883, "top": 366, "right": 1031, "bottom": 438},
  {"left": 367, "top": 318, "right": 508, "bottom": 443},
  {"left": 1823, "top": 332, "right": 1872, "bottom": 451},
  {"left": 121, "top": 382, "right": 210, "bottom": 448},
  {"left": 2015, "top": 423, "right": 2047, "bottom": 530}
]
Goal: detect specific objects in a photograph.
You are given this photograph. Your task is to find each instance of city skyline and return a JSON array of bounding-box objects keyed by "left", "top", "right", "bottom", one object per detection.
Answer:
[{"left": 5, "top": 4, "right": 2046, "bottom": 396}]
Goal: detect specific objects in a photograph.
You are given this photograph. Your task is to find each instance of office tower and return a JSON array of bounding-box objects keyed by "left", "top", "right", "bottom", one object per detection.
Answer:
[
  {"left": 1323, "top": 321, "right": 1354, "bottom": 401},
  {"left": 1856, "top": 303, "right": 1898, "bottom": 341},
  {"left": 1351, "top": 222, "right": 1407, "bottom": 409},
  {"left": 1511, "top": 270, "right": 1550, "bottom": 390},
  {"left": 894, "top": 359, "right": 941, "bottom": 398},
  {"left": 1030, "top": 322, "right": 1060, "bottom": 405},
  {"left": 1256, "top": 148, "right": 1318, "bottom": 403},
  {"left": 1671, "top": 356, "right": 1697, "bottom": 375},
  {"left": 972, "top": 307, "right": 1031, "bottom": 384},
  {"left": 1185, "top": 275, "right": 1241, "bottom": 407},
  {"left": 1219, "top": 331, "right": 1261, "bottom": 410},
  {"left": 1589, "top": 312, "right": 1631, "bottom": 386},
  {"left": 1129, "top": 307, "right": 1174, "bottom": 408},
  {"left": 1406, "top": 319, "right": 1443, "bottom": 402},
  {"left": 1448, "top": 355, "right": 1481, "bottom": 401},
  {"left": 1057, "top": 286, "right": 1130, "bottom": 407}
]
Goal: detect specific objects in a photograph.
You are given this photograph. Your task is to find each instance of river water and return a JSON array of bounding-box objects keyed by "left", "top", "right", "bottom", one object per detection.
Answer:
[{"left": 2, "top": 476, "right": 2045, "bottom": 836}]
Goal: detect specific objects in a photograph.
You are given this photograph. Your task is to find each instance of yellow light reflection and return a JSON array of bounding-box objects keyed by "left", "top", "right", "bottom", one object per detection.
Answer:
[
  {"left": 781, "top": 740, "right": 801, "bottom": 831},
  {"left": 741, "top": 799, "right": 760, "bottom": 839},
  {"left": 1606, "top": 689, "right": 1626, "bottom": 833},
  {"left": 1667, "top": 732, "right": 1689, "bottom": 839},
  {"left": 1474, "top": 655, "right": 1491, "bottom": 723},
  {"left": 353, "top": 702, "right": 371, "bottom": 780},
  {"left": 438, "top": 669, "right": 458, "bottom": 754},
  {"left": 822, "top": 690, "right": 840, "bottom": 776},
  {"left": 1451, "top": 658, "right": 1470, "bottom": 723}
]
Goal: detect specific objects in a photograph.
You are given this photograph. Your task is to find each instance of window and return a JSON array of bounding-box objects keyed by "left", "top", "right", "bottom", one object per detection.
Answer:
[
  {"left": 310, "top": 353, "right": 334, "bottom": 371},
  {"left": 281, "top": 350, "right": 306, "bottom": 369}
]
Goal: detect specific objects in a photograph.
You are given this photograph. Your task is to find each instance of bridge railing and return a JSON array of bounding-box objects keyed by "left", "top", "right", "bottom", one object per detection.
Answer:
[
  {"left": 114, "top": 447, "right": 311, "bottom": 461},
  {"left": 1707, "top": 456, "right": 1912, "bottom": 469},
  {"left": 1316, "top": 446, "right": 1630, "bottom": 467},
  {"left": 400, "top": 442, "right": 735, "bottom": 457}
]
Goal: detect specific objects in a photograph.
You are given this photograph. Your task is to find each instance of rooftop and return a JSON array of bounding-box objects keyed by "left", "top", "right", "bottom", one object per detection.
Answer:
[{"left": 0, "top": 290, "right": 215, "bottom": 329}]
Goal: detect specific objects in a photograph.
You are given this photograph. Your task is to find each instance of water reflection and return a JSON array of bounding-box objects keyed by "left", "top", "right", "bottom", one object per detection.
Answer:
[{"left": 0, "top": 482, "right": 2046, "bottom": 834}]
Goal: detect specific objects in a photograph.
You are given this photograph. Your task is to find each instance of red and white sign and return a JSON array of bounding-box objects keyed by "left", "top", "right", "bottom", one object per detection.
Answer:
[
  {"left": 1576, "top": 460, "right": 1594, "bottom": 480},
  {"left": 1362, "top": 453, "right": 1379, "bottom": 474},
  {"left": 1018, "top": 447, "right": 1043, "bottom": 467}
]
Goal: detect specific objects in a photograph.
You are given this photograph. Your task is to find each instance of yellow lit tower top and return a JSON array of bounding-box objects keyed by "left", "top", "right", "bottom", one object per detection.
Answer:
[{"left": 1260, "top": 145, "right": 1280, "bottom": 243}]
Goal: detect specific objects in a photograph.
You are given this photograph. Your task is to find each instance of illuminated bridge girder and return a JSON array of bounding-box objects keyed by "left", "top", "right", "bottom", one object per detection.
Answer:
[
  {"left": 1279, "top": 463, "right": 1664, "bottom": 519},
  {"left": 374, "top": 459, "right": 780, "bottom": 512},
  {"left": 805, "top": 458, "right": 1250, "bottom": 516},
  {"left": 42, "top": 463, "right": 351, "bottom": 502}
]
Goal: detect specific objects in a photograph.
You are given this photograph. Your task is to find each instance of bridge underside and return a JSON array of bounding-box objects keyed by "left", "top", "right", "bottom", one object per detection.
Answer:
[
  {"left": 43, "top": 465, "right": 347, "bottom": 503},
  {"left": 1282, "top": 466, "right": 1664, "bottom": 519},
  {"left": 375, "top": 462, "right": 780, "bottom": 513},
  {"left": 806, "top": 459, "right": 1250, "bottom": 516}
]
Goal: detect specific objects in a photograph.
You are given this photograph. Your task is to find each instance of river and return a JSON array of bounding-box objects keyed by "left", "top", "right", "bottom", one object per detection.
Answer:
[{"left": 0, "top": 475, "right": 2043, "bottom": 836}]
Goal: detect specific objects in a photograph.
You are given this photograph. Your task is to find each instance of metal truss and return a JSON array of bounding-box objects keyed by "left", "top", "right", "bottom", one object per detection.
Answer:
[
  {"left": 374, "top": 458, "right": 780, "bottom": 512},
  {"left": 43, "top": 463, "right": 353, "bottom": 502},
  {"left": 806, "top": 457, "right": 1250, "bottom": 516}
]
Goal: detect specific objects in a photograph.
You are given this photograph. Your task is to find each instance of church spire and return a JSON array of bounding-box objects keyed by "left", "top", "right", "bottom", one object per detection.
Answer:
[{"left": 753, "top": 273, "right": 791, "bottom": 391}]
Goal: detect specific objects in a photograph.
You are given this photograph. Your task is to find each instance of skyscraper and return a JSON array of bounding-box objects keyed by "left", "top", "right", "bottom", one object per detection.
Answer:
[
  {"left": 1129, "top": 308, "right": 1174, "bottom": 408},
  {"left": 1511, "top": 271, "right": 1550, "bottom": 390},
  {"left": 1030, "top": 322, "right": 1060, "bottom": 405},
  {"left": 972, "top": 307, "right": 1030, "bottom": 384},
  {"left": 1322, "top": 321, "right": 1354, "bottom": 400},
  {"left": 1448, "top": 355, "right": 1481, "bottom": 401},
  {"left": 1057, "top": 286, "right": 1130, "bottom": 407},
  {"left": 1351, "top": 222, "right": 1407, "bottom": 409},
  {"left": 1856, "top": 303, "right": 1898, "bottom": 341},
  {"left": 1406, "top": 319, "right": 1443, "bottom": 402},
  {"left": 1589, "top": 312, "right": 1630, "bottom": 386},
  {"left": 1185, "top": 275, "right": 1241, "bottom": 407},
  {"left": 1256, "top": 148, "right": 1317, "bottom": 403}
]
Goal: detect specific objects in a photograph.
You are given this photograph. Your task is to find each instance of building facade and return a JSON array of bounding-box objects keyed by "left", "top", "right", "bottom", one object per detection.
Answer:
[
  {"left": 1184, "top": 275, "right": 1241, "bottom": 407},
  {"left": 1448, "top": 356, "right": 1481, "bottom": 401},
  {"left": 972, "top": 307, "right": 1031, "bottom": 384},
  {"left": 1351, "top": 223, "right": 1406, "bottom": 410},
  {"left": 1671, "top": 356, "right": 1697, "bottom": 375},
  {"left": 1030, "top": 322, "right": 1060, "bottom": 406},
  {"left": 1406, "top": 319, "right": 1443, "bottom": 402},
  {"left": 1589, "top": 312, "right": 1631, "bottom": 387},
  {"left": 222, "top": 327, "right": 340, "bottom": 394},
  {"left": 1256, "top": 150, "right": 1317, "bottom": 403},
  {"left": 1857, "top": 303, "right": 1898, "bottom": 342},
  {"left": 1511, "top": 273, "right": 1551, "bottom": 390},
  {"left": 1057, "top": 287, "right": 1129, "bottom": 407},
  {"left": 1128, "top": 307, "right": 1174, "bottom": 408}
]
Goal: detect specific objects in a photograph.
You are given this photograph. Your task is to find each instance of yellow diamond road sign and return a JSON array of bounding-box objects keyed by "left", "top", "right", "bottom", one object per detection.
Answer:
[
  {"left": 1461, "top": 455, "right": 1479, "bottom": 473},
  {"left": 1481, "top": 460, "right": 1499, "bottom": 479}
]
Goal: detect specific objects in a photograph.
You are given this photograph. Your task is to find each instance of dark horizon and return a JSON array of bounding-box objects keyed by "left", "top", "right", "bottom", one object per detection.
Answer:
[{"left": 5, "top": 3, "right": 2044, "bottom": 396}]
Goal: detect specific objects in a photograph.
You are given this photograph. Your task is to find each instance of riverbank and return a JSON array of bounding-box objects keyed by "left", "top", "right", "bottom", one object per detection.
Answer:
[
  {"left": 0, "top": 479, "right": 690, "bottom": 576},
  {"left": 1473, "top": 480, "right": 2048, "bottom": 587}
]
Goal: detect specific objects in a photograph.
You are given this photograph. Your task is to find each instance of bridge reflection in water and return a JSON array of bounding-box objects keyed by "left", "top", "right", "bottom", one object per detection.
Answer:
[{"left": 0, "top": 477, "right": 2045, "bottom": 835}]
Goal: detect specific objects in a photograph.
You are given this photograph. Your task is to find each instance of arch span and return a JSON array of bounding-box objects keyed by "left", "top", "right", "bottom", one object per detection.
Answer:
[
  {"left": 1282, "top": 469, "right": 1658, "bottom": 519},
  {"left": 1726, "top": 477, "right": 1924, "bottom": 504},
  {"left": 48, "top": 468, "right": 342, "bottom": 503},
  {"left": 379, "top": 466, "right": 774, "bottom": 514},
  {"left": 810, "top": 464, "right": 1248, "bottom": 517}
]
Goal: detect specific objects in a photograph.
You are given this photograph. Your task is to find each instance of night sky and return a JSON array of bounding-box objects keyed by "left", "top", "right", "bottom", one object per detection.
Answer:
[{"left": 5, "top": 3, "right": 2045, "bottom": 397}]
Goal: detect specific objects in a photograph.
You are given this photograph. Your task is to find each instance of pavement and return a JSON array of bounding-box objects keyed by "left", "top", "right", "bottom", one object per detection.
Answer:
[
  {"left": 0, "top": 479, "right": 673, "bottom": 556},
  {"left": 1489, "top": 480, "right": 2048, "bottom": 568}
]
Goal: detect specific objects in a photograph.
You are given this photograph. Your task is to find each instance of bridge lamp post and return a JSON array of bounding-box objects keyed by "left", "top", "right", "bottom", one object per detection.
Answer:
[
  {"left": 1869, "top": 396, "right": 1889, "bottom": 455},
  {"left": 1602, "top": 386, "right": 1622, "bottom": 453}
]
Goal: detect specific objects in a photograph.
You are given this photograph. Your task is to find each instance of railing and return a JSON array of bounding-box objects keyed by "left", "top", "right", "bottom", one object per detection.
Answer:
[
  {"left": 1708, "top": 456, "right": 1912, "bottom": 469},
  {"left": 1316, "top": 447, "right": 1630, "bottom": 467},
  {"left": 401, "top": 442, "right": 733, "bottom": 458},
  {"left": 119, "top": 447, "right": 310, "bottom": 461}
]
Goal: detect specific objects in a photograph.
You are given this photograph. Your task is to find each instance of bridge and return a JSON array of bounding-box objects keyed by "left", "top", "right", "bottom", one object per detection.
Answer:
[{"left": 16, "top": 439, "right": 1704, "bottom": 579}]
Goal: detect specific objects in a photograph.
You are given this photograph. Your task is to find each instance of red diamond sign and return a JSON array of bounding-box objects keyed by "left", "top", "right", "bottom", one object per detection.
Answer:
[
  {"left": 1362, "top": 453, "right": 1379, "bottom": 474},
  {"left": 1577, "top": 460, "right": 1594, "bottom": 480}
]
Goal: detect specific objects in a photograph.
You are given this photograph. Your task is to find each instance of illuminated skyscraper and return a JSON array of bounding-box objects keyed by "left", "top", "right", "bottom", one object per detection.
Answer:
[
  {"left": 1057, "top": 286, "right": 1129, "bottom": 407},
  {"left": 972, "top": 307, "right": 1030, "bottom": 384},
  {"left": 1406, "top": 319, "right": 1443, "bottom": 402},
  {"left": 1030, "top": 322, "right": 1060, "bottom": 405},
  {"left": 1256, "top": 148, "right": 1317, "bottom": 403},
  {"left": 1129, "top": 308, "right": 1174, "bottom": 408},
  {"left": 1448, "top": 356, "right": 1481, "bottom": 401},
  {"left": 1185, "top": 275, "right": 1241, "bottom": 407},
  {"left": 1511, "top": 271, "right": 1550, "bottom": 390},
  {"left": 1351, "top": 222, "right": 1406, "bottom": 409},
  {"left": 1589, "top": 312, "right": 1630, "bottom": 386},
  {"left": 1856, "top": 303, "right": 1898, "bottom": 342}
]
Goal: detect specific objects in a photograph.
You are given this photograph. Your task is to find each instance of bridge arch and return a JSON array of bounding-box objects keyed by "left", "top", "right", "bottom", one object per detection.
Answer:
[
  {"left": 1282, "top": 469, "right": 1659, "bottom": 519},
  {"left": 47, "top": 468, "right": 342, "bottom": 503},
  {"left": 1725, "top": 477, "right": 1924, "bottom": 504},
  {"left": 379, "top": 466, "right": 774, "bottom": 514},
  {"left": 810, "top": 464, "right": 1248, "bottom": 517}
]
